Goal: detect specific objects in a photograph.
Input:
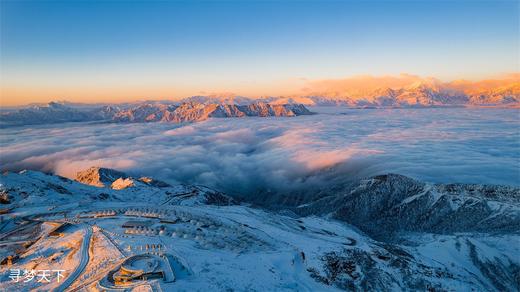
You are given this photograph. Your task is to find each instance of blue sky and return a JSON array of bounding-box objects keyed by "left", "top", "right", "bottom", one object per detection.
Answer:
[{"left": 0, "top": 0, "right": 518, "bottom": 104}]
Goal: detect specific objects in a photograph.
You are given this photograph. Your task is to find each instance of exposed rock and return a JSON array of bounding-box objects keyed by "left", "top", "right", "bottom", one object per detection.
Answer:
[
  {"left": 0, "top": 190, "right": 11, "bottom": 204},
  {"left": 165, "top": 185, "right": 236, "bottom": 206},
  {"left": 139, "top": 177, "right": 171, "bottom": 188},
  {"left": 111, "top": 178, "right": 135, "bottom": 190},
  {"left": 45, "top": 182, "right": 71, "bottom": 195},
  {"left": 262, "top": 174, "right": 520, "bottom": 238},
  {"left": 309, "top": 245, "right": 475, "bottom": 291},
  {"left": 75, "top": 167, "right": 128, "bottom": 187}
]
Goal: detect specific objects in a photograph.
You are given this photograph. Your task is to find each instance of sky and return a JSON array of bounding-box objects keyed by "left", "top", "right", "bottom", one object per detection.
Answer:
[{"left": 0, "top": 0, "right": 518, "bottom": 106}]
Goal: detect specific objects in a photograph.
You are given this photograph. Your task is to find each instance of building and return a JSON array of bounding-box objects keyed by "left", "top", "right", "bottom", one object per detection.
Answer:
[{"left": 122, "top": 220, "right": 154, "bottom": 229}]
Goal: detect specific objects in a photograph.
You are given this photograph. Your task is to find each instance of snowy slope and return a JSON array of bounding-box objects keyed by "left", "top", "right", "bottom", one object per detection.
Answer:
[
  {"left": 0, "top": 169, "right": 518, "bottom": 291},
  {"left": 291, "top": 174, "right": 520, "bottom": 236}
]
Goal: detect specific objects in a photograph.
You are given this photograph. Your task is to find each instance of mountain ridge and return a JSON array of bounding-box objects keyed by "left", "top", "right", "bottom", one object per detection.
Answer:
[
  {"left": 0, "top": 101, "right": 313, "bottom": 127},
  {"left": 1, "top": 79, "right": 518, "bottom": 127}
]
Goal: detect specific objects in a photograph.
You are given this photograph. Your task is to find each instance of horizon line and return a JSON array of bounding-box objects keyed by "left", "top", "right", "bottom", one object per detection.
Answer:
[{"left": 1, "top": 72, "right": 518, "bottom": 107}]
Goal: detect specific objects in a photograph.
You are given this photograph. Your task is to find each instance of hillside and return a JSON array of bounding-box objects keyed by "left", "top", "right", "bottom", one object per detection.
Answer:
[{"left": 0, "top": 168, "right": 518, "bottom": 291}]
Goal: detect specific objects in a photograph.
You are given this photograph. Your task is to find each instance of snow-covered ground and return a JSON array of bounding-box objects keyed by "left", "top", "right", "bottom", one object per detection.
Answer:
[{"left": 0, "top": 168, "right": 518, "bottom": 291}]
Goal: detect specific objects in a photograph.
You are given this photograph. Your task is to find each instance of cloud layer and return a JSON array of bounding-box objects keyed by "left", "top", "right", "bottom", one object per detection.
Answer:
[
  {"left": 1, "top": 107, "right": 519, "bottom": 197},
  {"left": 300, "top": 73, "right": 520, "bottom": 98}
]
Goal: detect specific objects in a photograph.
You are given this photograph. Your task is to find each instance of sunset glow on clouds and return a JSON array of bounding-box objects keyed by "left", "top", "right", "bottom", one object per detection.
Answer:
[
  {"left": 0, "top": 0, "right": 518, "bottom": 106},
  {"left": 1, "top": 108, "right": 518, "bottom": 196},
  {"left": 299, "top": 73, "right": 520, "bottom": 98}
]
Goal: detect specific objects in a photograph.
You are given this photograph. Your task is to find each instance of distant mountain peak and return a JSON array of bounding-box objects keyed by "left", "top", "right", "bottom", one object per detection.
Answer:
[{"left": 47, "top": 101, "right": 65, "bottom": 108}]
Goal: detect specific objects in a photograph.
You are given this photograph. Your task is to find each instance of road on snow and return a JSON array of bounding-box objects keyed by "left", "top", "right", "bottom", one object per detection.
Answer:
[{"left": 55, "top": 224, "right": 93, "bottom": 292}]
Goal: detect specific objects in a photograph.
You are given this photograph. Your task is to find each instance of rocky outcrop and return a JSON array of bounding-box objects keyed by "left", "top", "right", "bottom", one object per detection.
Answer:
[
  {"left": 1, "top": 167, "right": 234, "bottom": 207},
  {"left": 161, "top": 185, "right": 236, "bottom": 206},
  {"left": 138, "top": 177, "right": 171, "bottom": 188},
  {"left": 0, "top": 190, "right": 11, "bottom": 204},
  {"left": 110, "top": 177, "right": 135, "bottom": 190},
  {"left": 75, "top": 167, "right": 129, "bottom": 188}
]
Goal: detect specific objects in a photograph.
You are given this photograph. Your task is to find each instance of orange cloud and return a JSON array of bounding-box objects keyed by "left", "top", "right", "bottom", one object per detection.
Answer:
[
  {"left": 447, "top": 73, "right": 520, "bottom": 94},
  {"left": 297, "top": 73, "right": 520, "bottom": 98},
  {"left": 300, "top": 74, "right": 430, "bottom": 97},
  {"left": 1, "top": 73, "right": 518, "bottom": 107}
]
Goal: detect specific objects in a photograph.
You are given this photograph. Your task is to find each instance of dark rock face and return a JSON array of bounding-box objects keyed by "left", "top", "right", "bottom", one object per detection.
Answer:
[
  {"left": 194, "top": 187, "right": 236, "bottom": 206},
  {"left": 309, "top": 246, "right": 459, "bottom": 291},
  {"left": 166, "top": 185, "right": 236, "bottom": 206},
  {"left": 297, "top": 174, "right": 520, "bottom": 291},
  {"left": 45, "top": 182, "right": 72, "bottom": 195},
  {"left": 226, "top": 172, "right": 519, "bottom": 291},
  {"left": 466, "top": 239, "right": 520, "bottom": 291},
  {"left": 0, "top": 191, "right": 11, "bottom": 204},
  {"left": 138, "top": 177, "right": 171, "bottom": 188},
  {"left": 292, "top": 174, "right": 520, "bottom": 237}
]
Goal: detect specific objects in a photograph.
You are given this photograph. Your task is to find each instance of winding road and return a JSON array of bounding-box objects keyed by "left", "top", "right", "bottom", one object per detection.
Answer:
[{"left": 55, "top": 224, "right": 92, "bottom": 292}]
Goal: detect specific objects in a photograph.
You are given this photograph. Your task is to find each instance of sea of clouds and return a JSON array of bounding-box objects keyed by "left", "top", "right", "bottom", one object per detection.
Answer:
[{"left": 1, "top": 107, "right": 519, "bottom": 197}]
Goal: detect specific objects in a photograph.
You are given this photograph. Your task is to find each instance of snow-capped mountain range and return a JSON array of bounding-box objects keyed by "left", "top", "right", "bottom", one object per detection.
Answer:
[
  {"left": 112, "top": 101, "right": 311, "bottom": 123},
  {"left": 176, "top": 77, "right": 519, "bottom": 107},
  {"left": 0, "top": 101, "right": 312, "bottom": 126},
  {"left": 291, "top": 74, "right": 520, "bottom": 107},
  {"left": 271, "top": 81, "right": 520, "bottom": 107},
  {"left": 0, "top": 167, "right": 518, "bottom": 290},
  {"left": 1, "top": 79, "right": 518, "bottom": 126}
]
